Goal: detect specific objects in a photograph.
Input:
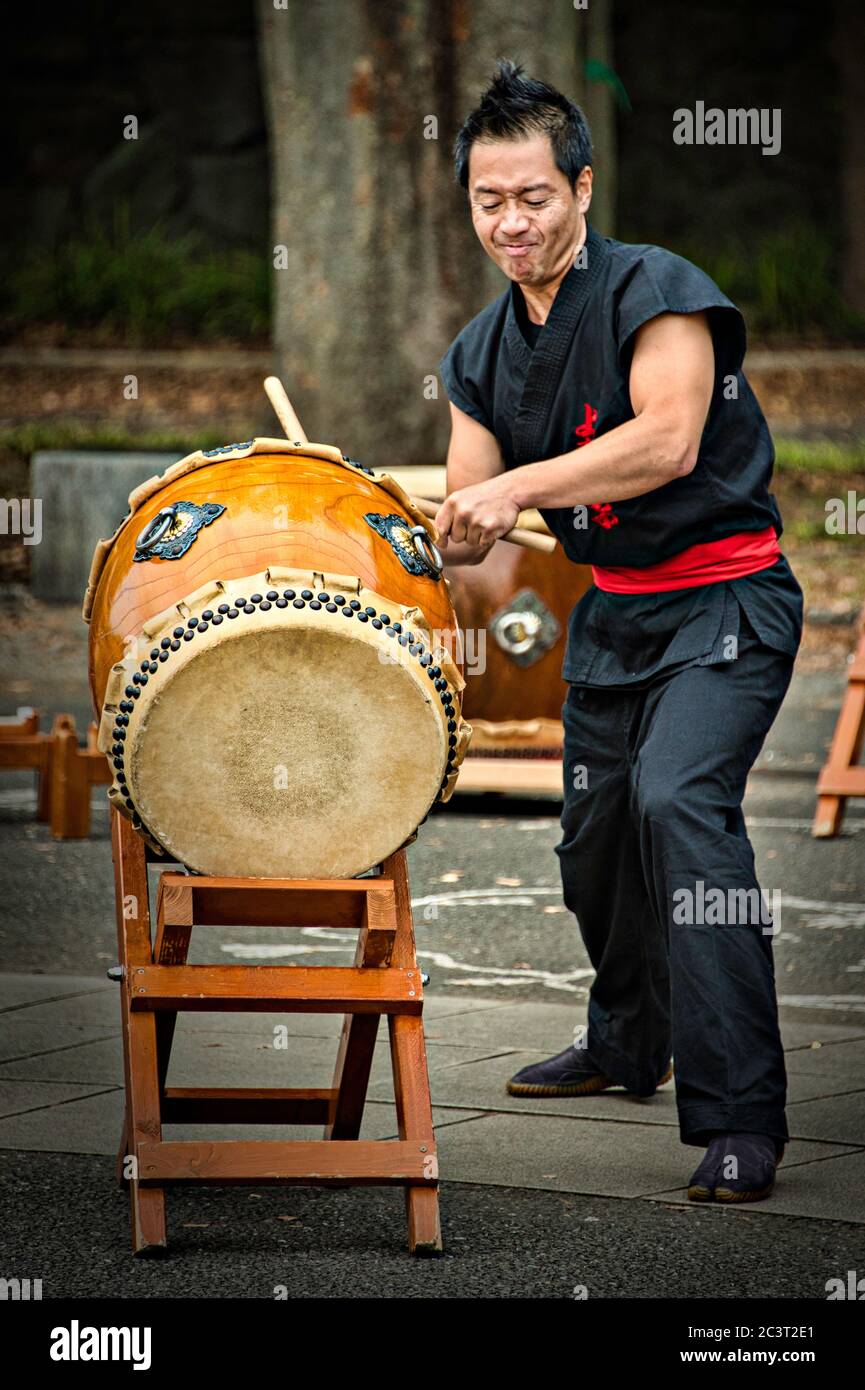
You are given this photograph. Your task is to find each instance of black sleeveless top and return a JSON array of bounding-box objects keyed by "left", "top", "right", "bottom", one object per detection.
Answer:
[{"left": 439, "top": 225, "right": 802, "bottom": 685}]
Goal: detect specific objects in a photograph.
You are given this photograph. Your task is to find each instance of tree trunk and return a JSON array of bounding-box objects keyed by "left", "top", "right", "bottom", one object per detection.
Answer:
[
  {"left": 256, "top": 0, "right": 592, "bottom": 464},
  {"left": 837, "top": 1, "right": 865, "bottom": 314},
  {"left": 583, "top": 0, "right": 616, "bottom": 237}
]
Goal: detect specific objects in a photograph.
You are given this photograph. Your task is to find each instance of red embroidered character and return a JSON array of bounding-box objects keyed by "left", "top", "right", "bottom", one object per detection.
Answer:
[
  {"left": 573, "top": 403, "right": 598, "bottom": 447},
  {"left": 574, "top": 404, "right": 619, "bottom": 528},
  {"left": 589, "top": 502, "right": 619, "bottom": 530}
]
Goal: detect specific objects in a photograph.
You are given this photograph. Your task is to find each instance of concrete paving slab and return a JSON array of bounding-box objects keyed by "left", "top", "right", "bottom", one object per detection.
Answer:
[
  {"left": 121, "top": 995, "right": 513, "bottom": 1041},
  {"left": 3, "top": 1023, "right": 858, "bottom": 1147},
  {"left": 158, "top": 1030, "right": 323, "bottom": 1088},
  {"left": 375, "top": 1049, "right": 680, "bottom": 1125},
  {"left": 784, "top": 1038, "right": 865, "bottom": 1083},
  {"left": 781, "top": 1023, "right": 865, "bottom": 1050},
  {"left": 0, "top": 1078, "right": 113, "bottom": 1119},
  {"left": 419, "top": 1000, "right": 583, "bottom": 1051},
  {"left": 176, "top": 995, "right": 515, "bottom": 1040},
  {"left": 152, "top": 1029, "right": 505, "bottom": 1092},
  {"left": 385, "top": 1049, "right": 862, "bottom": 1130},
  {"left": 360, "top": 1099, "right": 489, "bottom": 1139},
  {"left": 419, "top": 997, "right": 517, "bottom": 1019},
  {"left": 0, "top": 1086, "right": 123, "bottom": 1154},
  {"left": 0, "top": 1037, "right": 122, "bottom": 1085},
  {"left": 786, "top": 1068, "right": 865, "bottom": 1103},
  {"left": 165, "top": 1103, "right": 486, "bottom": 1146},
  {"left": 182, "top": 1011, "right": 347, "bottom": 1039},
  {"left": 0, "top": 1018, "right": 119, "bottom": 1065},
  {"left": 0, "top": 1083, "right": 481, "bottom": 1155},
  {"left": 3, "top": 975, "right": 861, "bottom": 1063},
  {"left": 0, "top": 1028, "right": 347, "bottom": 1090},
  {"left": 786, "top": 1092, "right": 865, "bottom": 1145},
  {"left": 6, "top": 990, "right": 121, "bottom": 1030},
  {"left": 0, "top": 974, "right": 114, "bottom": 1009},
  {"left": 649, "top": 1148, "right": 865, "bottom": 1224},
  {"left": 0, "top": 1025, "right": 508, "bottom": 1088},
  {"left": 419, "top": 1110, "right": 856, "bottom": 1198},
  {"left": 4, "top": 1065, "right": 858, "bottom": 1222},
  {"left": 1, "top": 975, "right": 860, "bottom": 1132},
  {"left": 413, "top": 998, "right": 865, "bottom": 1055}
]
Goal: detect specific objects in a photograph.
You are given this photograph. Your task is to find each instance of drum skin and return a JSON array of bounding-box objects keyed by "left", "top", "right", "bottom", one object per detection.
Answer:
[
  {"left": 445, "top": 541, "right": 591, "bottom": 726},
  {"left": 88, "top": 452, "right": 462, "bottom": 714}
]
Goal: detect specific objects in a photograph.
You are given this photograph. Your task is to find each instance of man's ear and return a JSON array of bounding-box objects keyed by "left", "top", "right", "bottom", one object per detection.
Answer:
[{"left": 577, "top": 166, "right": 593, "bottom": 215}]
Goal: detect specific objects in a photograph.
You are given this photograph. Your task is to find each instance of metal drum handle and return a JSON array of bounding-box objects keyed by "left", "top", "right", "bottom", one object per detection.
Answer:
[
  {"left": 136, "top": 505, "right": 178, "bottom": 553},
  {"left": 409, "top": 525, "right": 443, "bottom": 574},
  {"left": 496, "top": 609, "right": 543, "bottom": 656}
]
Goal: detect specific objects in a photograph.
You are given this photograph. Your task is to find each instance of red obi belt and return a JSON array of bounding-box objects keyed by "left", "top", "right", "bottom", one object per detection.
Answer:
[{"left": 592, "top": 526, "right": 781, "bottom": 595}]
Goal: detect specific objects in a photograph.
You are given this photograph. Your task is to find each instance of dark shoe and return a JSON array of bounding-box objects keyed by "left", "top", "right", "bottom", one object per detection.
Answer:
[
  {"left": 506, "top": 1044, "right": 673, "bottom": 1097},
  {"left": 687, "top": 1132, "right": 786, "bottom": 1204}
]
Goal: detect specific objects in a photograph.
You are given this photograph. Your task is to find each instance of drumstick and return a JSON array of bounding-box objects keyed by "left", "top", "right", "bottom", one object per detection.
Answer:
[
  {"left": 261, "top": 376, "right": 555, "bottom": 553},
  {"left": 264, "top": 376, "right": 309, "bottom": 445},
  {"left": 411, "top": 495, "right": 556, "bottom": 554}
]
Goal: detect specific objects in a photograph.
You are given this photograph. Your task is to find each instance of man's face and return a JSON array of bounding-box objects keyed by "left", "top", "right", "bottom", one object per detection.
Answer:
[{"left": 467, "top": 133, "right": 592, "bottom": 288}]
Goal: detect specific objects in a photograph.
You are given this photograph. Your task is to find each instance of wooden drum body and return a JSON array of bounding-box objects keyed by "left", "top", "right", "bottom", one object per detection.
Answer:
[
  {"left": 448, "top": 542, "right": 591, "bottom": 745},
  {"left": 84, "top": 440, "right": 471, "bottom": 879},
  {"left": 386, "top": 467, "right": 592, "bottom": 761}
]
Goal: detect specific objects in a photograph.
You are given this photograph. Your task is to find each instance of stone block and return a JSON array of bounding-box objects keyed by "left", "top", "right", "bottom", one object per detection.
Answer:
[{"left": 30, "top": 451, "right": 182, "bottom": 602}]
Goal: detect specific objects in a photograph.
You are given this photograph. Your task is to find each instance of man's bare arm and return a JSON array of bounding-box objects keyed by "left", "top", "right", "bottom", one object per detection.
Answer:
[
  {"left": 497, "top": 311, "right": 716, "bottom": 511},
  {"left": 438, "top": 402, "right": 507, "bottom": 564}
]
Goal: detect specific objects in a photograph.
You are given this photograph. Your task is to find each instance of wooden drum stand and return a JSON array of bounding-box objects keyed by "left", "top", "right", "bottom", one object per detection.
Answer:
[
  {"left": 110, "top": 805, "right": 441, "bottom": 1256},
  {"left": 813, "top": 619, "right": 865, "bottom": 837}
]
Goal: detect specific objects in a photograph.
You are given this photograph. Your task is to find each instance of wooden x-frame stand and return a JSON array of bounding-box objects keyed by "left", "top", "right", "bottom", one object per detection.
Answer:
[
  {"left": 110, "top": 806, "right": 441, "bottom": 1256},
  {"left": 813, "top": 622, "right": 865, "bottom": 837}
]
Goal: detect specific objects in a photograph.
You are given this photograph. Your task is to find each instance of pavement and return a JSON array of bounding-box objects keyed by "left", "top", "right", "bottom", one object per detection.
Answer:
[{"left": 1, "top": 603, "right": 864, "bottom": 1299}]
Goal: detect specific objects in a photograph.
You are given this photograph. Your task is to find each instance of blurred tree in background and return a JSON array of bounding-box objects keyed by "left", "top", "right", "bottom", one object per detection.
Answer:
[
  {"left": 2, "top": 1, "right": 864, "bottom": 608},
  {"left": 258, "top": 0, "right": 609, "bottom": 459},
  {"left": 2, "top": 1, "right": 863, "bottom": 380}
]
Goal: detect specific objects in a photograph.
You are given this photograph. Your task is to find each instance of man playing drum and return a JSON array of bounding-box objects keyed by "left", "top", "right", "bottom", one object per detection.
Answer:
[{"left": 433, "top": 61, "right": 803, "bottom": 1203}]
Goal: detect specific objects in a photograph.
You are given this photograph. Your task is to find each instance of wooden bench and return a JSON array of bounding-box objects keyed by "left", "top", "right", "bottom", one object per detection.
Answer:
[
  {"left": 0, "top": 707, "right": 52, "bottom": 821},
  {"left": 0, "top": 708, "right": 112, "bottom": 836},
  {"left": 49, "top": 714, "right": 112, "bottom": 838}
]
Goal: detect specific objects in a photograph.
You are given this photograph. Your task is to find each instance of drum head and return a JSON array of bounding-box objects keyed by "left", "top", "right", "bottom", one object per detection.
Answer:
[
  {"left": 98, "top": 566, "right": 473, "bottom": 878},
  {"left": 130, "top": 621, "right": 445, "bottom": 878}
]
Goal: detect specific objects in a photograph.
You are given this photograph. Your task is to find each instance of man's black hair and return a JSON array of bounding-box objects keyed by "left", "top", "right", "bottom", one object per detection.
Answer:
[{"left": 454, "top": 59, "right": 593, "bottom": 190}]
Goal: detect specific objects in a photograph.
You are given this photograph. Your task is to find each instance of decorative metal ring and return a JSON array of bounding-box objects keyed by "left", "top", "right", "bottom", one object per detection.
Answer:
[
  {"left": 136, "top": 505, "right": 177, "bottom": 552},
  {"left": 409, "top": 525, "right": 442, "bottom": 574},
  {"left": 496, "top": 610, "right": 543, "bottom": 656}
]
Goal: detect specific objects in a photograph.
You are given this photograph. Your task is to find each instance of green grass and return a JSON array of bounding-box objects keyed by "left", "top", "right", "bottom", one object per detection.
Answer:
[
  {"left": 673, "top": 226, "right": 865, "bottom": 341},
  {"left": 2, "top": 212, "right": 862, "bottom": 345},
  {"left": 0, "top": 421, "right": 232, "bottom": 462},
  {"left": 774, "top": 438, "right": 865, "bottom": 474},
  {"left": 0, "top": 212, "right": 270, "bottom": 344},
  {"left": 2, "top": 425, "right": 863, "bottom": 476},
  {"left": 787, "top": 518, "right": 863, "bottom": 542},
  {"left": 0, "top": 416, "right": 861, "bottom": 457}
]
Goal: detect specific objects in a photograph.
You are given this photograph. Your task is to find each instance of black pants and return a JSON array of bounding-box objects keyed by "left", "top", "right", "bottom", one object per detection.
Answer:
[{"left": 555, "top": 618, "right": 796, "bottom": 1146}]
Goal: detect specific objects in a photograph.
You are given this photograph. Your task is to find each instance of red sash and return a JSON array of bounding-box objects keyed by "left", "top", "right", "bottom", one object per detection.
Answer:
[{"left": 592, "top": 526, "right": 781, "bottom": 594}]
